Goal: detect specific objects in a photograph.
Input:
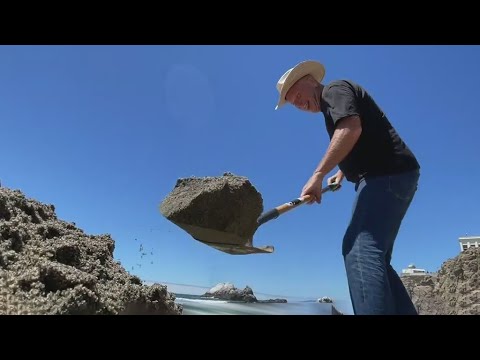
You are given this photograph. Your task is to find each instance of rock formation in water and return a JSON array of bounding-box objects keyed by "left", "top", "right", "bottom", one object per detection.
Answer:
[{"left": 202, "top": 282, "right": 287, "bottom": 303}]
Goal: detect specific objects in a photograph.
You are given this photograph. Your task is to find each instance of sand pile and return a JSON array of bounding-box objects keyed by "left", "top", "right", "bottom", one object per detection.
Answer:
[
  {"left": 0, "top": 187, "right": 182, "bottom": 315},
  {"left": 160, "top": 172, "right": 264, "bottom": 251}
]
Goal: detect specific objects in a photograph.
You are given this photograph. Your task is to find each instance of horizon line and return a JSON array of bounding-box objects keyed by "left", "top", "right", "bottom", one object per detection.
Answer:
[{"left": 143, "top": 279, "right": 320, "bottom": 300}]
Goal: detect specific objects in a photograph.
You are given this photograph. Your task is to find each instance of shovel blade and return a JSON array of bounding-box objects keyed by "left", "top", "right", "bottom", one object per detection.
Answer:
[
  {"left": 201, "top": 242, "right": 274, "bottom": 255},
  {"left": 174, "top": 223, "right": 274, "bottom": 255}
]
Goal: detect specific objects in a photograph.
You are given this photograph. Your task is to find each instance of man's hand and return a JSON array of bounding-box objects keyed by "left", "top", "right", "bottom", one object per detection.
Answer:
[
  {"left": 300, "top": 172, "right": 324, "bottom": 204},
  {"left": 328, "top": 170, "right": 344, "bottom": 187}
]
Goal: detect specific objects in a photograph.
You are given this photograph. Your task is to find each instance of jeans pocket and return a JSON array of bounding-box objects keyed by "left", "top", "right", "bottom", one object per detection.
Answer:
[{"left": 387, "top": 171, "right": 419, "bottom": 201}]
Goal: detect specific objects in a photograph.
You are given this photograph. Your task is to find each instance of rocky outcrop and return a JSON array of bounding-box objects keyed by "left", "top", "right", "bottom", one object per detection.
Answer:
[
  {"left": 203, "top": 283, "right": 257, "bottom": 302},
  {"left": 203, "top": 282, "right": 287, "bottom": 303},
  {"left": 318, "top": 296, "right": 333, "bottom": 303},
  {"left": 0, "top": 187, "right": 182, "bottom": 315},
  {"left": 401, "top": 247, "right": 480, "bottom": 315}
]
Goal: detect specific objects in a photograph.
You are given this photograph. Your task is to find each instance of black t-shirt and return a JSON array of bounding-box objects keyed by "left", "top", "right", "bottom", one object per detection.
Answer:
[{"left": 321, "top": 80, "right": 420, "bottom": 183}]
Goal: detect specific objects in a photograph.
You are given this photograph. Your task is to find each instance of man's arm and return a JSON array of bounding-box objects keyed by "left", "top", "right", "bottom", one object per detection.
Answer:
[
  {"left": 313, "top": 115, "right": 362, "bottom": 178},
  {"left": 300, "top": 115, "right": 362, "bottom": 202}
]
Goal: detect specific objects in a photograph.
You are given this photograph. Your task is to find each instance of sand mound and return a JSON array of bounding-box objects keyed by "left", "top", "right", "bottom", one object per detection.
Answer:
[{"left": 0, "top": 187, "right": 182, "bottom": 315}]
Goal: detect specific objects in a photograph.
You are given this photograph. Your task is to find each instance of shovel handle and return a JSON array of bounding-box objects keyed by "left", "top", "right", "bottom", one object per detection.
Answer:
[{"left": 257, "top": 183, "right": 341, "bottom": 226}]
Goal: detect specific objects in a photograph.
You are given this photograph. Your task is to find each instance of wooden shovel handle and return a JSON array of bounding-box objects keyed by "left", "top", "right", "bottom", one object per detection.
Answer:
[{"left": 257, "top": 183, "right": 341, "bottom": 226}]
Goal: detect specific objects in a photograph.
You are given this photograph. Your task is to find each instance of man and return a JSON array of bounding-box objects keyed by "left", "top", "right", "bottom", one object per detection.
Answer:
[{"left": 275, "top": 60, "right": 420, "bottom": 315}]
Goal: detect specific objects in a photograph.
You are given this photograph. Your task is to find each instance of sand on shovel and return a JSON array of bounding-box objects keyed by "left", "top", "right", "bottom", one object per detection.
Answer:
[{"left": 159, "top": 172, "right": 272, "bottom": 254}]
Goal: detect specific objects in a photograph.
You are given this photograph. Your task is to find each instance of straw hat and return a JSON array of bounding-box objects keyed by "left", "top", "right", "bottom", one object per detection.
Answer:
[{"left": 275, "top": 60, "right": 326, "bottom": 110}]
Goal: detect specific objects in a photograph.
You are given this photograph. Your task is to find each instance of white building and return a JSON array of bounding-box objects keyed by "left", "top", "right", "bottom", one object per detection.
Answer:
[
  {"left": 402, "top": 264, "right": 427, "bottom": 275},
  {"left": 459, "top": 236, "right": 480, "bottom": 252}
]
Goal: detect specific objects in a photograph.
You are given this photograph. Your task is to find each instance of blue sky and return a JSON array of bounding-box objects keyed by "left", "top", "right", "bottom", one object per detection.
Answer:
[{"left": 1, "top": 45, "right": 478, "bottom": 314}]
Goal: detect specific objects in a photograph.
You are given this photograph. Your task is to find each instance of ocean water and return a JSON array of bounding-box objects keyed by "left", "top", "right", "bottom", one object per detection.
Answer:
[{"left": 174, "top": 294, "right": 340, "bottom": 315}]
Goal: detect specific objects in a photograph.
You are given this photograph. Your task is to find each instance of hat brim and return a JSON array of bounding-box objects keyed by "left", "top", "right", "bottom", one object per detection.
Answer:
[{"left": 275, "top": 61, "right": 325, "bottom": 110}]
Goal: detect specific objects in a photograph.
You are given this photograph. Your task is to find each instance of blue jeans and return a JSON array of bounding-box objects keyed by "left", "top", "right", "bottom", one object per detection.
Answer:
[{"left": 342, "top": 169, "right": 420, "bottom": 315}]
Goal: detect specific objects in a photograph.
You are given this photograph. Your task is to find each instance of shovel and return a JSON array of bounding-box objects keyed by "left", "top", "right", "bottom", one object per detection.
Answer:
[
  {"left": 257, "top": 182, "right": 341, "bottom": 226},
  {"left": 189, "top": 182, "right": 341, "bottom": 255}
]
